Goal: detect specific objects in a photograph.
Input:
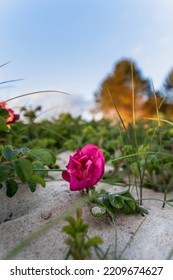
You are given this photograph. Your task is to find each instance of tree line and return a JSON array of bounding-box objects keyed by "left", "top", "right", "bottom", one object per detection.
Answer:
[{"left": 94, "top": 59, "right": 173, "bottom": 123}]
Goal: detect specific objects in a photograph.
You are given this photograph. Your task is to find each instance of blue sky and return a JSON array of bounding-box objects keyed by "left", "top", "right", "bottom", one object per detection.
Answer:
[{"left": 1, "top": 0, "right": 173, "bottom": 119}]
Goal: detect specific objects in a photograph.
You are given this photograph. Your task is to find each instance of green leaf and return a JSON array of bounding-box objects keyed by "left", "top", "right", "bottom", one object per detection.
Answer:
[
  {"left": 0, "top": 107, "right": 10, "bottom": 118},
  {"left": 31, "top": 175, "right": 46, "bottom": 188},
  {"left": 2, "top": 146, "right": 30, "bottom": 161},
  {"left": 32, "top": 160, "right": 47, "bottom": 177},
  {"left": 0, "top": 165, "right": 11, "bottom": 181},
  {"left": 0, "top": 116, "right": 8, "bottom": 131},
  {"left": 109, "top": 195, "right": 124, "bottom": 209},
  {"left": 76, "top": 208, "right": 82, "bottom": 221},
  {"left": 47, "top": 149, "right": 56, "bottom": 164},
  {"left": 28, "top": 178, "right": 37, "bottom": 192},
  {"left": 13, "top": 159, "right": 33, "bottom": 182},
  {"left": 0, "top": 145, "right": 3, "bottom": 154},
  {"left": 18, "top": 147, "right": 30, "bottom": 156},
  {"left": 62, "top": 225, "right": 76, "bottom": 238},
  {"left": 131, "top": 162, "right": 140, "bottom": 176},
  {"left": 6, "top": 179, "right": 18, "bottom": 197},
  {"left": 78, "top": 224, "right": 89, "bottom": 234},
  {"left": 121, "top": 197, "right": 136, "bottom": 214},
  {"left": 113, "top": 190, "right": 137, "bottom": 214},
  {"left": 66, "top": 216, "right": 78, "bottom": 229},
  {"left": 102, "top": 194, "right": 115, "bottom": 215},
  {"left": 86, "top": 236, "right": 103, "bottom": 247},
  {"left": 2, "top": 146, "right": 19, "bottom": 161},
  {"left": 30, "top": 148, "right": 55, "bottom": 165},
  {"left": 27, "top": 175, "right": 46, "bottom": 192}
]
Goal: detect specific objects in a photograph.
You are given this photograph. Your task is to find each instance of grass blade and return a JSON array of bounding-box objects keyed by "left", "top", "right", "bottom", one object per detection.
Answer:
[{"left": 5, "top": 90, "right": 70, "bottom": 103}]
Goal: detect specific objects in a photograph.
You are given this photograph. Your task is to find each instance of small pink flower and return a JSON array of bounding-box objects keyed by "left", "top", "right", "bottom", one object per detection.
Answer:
[
  {"left": 62, "top": 144, "right": 105, "bottom": 191},
  {"left": 0, "top": 101, "right": 20, "bottom": 124}
]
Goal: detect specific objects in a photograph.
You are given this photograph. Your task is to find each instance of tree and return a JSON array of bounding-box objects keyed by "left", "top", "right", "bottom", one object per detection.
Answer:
[
  {"left": 163, "top": 68, "right": 173, "bottom": 105},
  {"left": 164, "top": 68, "right": 173, "bottom": 91},
  {"left": 95, "top": 59, "right": 153, "bottom": 123}
]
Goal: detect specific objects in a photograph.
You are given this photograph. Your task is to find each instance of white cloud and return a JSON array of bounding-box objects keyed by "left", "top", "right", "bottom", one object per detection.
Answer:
[{"left": 24, "top": 94, "right": 95, "bottom": 121}]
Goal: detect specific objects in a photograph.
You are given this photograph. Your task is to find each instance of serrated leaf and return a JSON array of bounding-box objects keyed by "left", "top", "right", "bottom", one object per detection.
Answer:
[
  {"left": 6, "top": 179, "right": 18, "bottom": 197},
  {"left": 31, "top": 175, "right": 45, "bottom": 188},
  {"left": 121, "top": 197, "right": 136, "bottom": 214},
  {"left": 102, "top": 195, "right": 115, "bottom": 215},
  {"left": 28, "top": 175, "right": 46, "bottom": 192},
  {"left": 118, "top": 190, "right": 135, "bottom": 200},
  {"left": 2, "top": 146, "right": 19, "bottom": 161},
  {"left": 0, "top": 165, "right": 11, "bottom": 181},
  {"left": 30, "top": 148, "right": 55, "bottom": 165},
  {"left": 13, "top": 159, "right": 33, "bottom": 182},
  {"left": 91, "top": 206, "right": 107, "bottom": 217},
  {"left": 109, "top": 195, "right": 124, "bottom": 209},
  {"left": 32, "top": 160, "right": 47, "bottom": 177},
  {"left": 115, "top": 190, "right": 136, "bottom": 214}
]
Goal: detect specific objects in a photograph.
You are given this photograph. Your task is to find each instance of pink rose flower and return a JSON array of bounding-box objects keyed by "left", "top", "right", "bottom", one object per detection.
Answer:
[
  {"left": 62, "top": 144, "right": 105, "bottom": 191},
  {"left": 0, "top": 101, "right": 20, "bottom": 124}
]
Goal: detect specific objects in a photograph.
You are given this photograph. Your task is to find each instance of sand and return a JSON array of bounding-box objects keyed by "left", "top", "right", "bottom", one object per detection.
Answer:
[{"left": 0, "top": 151, "right": 173, "bottom": 260}]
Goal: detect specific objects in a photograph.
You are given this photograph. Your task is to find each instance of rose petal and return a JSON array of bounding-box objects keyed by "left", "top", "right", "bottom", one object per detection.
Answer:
[
  {"left": 78, "top": 154, "right": 88, "bottom": 165},
  {"left": 61, "top": 144, "right": 105, "bottom": 191},
  {"left": 94, "top": 157, "right": 104, "bottom": 179},
  {"left": 67, "top": 155, "right": 82, "bottom": 171},
  {"left": 70, "top": 175, "right": 91, "bottom": 191},
  {"left": 81, "top": 144, "right": 99, "bottom": 157},
  {"left": 62, "top": 170, "right": 70, "bottom": 182},
  {"left": 85, "top": 159, "right": 94, "bottom": 178}
]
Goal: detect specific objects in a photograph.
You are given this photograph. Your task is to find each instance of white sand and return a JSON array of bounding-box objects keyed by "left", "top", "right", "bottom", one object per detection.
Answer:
[{"left": 0, "top": 151, "right": 173, "bottom": 260}]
